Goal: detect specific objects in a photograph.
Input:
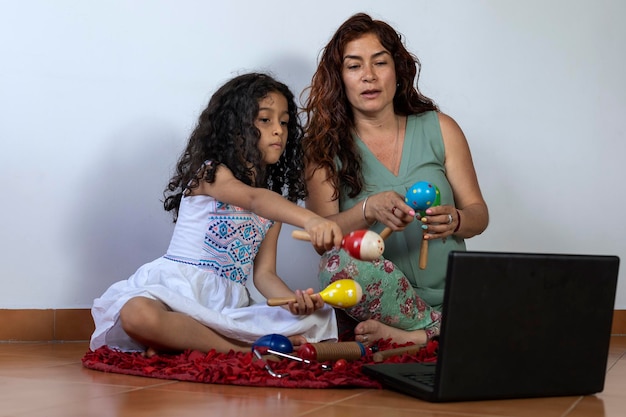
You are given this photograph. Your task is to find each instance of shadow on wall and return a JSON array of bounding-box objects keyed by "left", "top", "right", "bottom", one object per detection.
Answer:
[
  {"left": 268, "top": 54, "right": 327, "bottom": 286},
  {"left": 67, "top": 53, "right": 327, "bottom": 306},
  {"left": 254, "top": 54, "right": 315, "bottom": 117},
  {"left": 67, "top": 120, "right": 182, "bottom": 303},
  {"left": 246, "top": 54, "right": 327, "bottom": 296}
]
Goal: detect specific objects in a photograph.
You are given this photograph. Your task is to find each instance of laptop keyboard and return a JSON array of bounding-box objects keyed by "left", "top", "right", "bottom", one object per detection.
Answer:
[{"left": 401, "top": 371, "right": 435, "bottom": 387}]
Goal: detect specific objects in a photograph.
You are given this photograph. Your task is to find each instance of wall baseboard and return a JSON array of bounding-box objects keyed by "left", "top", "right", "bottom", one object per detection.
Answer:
[
  {"left": 2, "top": 308, "right": 626, "bottom": 342},
  {"left": 0, "top": 309, "right": 95, "bottom": 342}
]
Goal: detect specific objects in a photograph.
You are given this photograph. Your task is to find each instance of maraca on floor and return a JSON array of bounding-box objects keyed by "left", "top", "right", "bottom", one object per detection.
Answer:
[{"left": 252, "top": 333, "right": 293, "bottom": 354}]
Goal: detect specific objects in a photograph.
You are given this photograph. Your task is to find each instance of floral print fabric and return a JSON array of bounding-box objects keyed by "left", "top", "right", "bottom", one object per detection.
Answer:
[{"left": 319, "top": 248, "right": 441, "bottom": 339}]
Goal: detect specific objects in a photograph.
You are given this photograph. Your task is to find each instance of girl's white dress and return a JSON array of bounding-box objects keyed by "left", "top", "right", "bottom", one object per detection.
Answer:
[{"left": 90, "top": 194, "right": 337, "bottom": 352}]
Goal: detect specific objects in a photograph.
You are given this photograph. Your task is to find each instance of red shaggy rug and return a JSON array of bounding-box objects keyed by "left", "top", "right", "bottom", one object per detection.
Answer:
[{"left": 82, "top": 339, "right": 438, "bottom": 389}]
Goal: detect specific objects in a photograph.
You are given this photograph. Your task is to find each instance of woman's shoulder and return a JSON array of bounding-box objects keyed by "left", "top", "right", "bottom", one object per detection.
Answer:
[
  {"left": 435, "top": 112, "right": 465, "bottom": 141},
  {"left": 436, "top": 112, "right": 460, "bottom": 128},
  {"left": 408, "top": 110, "right": 441, "bottom": 125},
  {"left": 406, "top": 111, "right": 446, "bottom": 137},
  {"left": 410, "top": 111, "right": 464, "bottom": 138}
]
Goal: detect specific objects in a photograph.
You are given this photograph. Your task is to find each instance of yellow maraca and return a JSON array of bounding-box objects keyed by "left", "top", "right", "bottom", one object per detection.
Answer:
[{"left": 266, "top": 279, "right": 363, "bottom": 309}]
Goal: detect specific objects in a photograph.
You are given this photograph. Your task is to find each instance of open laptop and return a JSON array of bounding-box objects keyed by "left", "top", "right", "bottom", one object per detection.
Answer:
[{"left": 362, "top": 251, "right": 620, "bottom": 402}]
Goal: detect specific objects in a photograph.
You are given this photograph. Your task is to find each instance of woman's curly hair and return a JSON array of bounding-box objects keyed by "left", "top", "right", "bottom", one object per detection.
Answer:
[
  {"left": 302, "top": 13, "right": 438, "bottom": 199},
  {"left": 163, "top": 73, "right": 306, "bottom": 221}
]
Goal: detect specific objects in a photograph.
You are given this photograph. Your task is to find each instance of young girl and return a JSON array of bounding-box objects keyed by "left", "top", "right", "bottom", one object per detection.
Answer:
[{"left": 90, "top": 73, "right": 343, "bottom": 355}]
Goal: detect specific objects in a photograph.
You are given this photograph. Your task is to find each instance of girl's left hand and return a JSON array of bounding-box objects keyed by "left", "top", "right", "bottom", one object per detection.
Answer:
[
  {"left": 420, "top": 205, "right": 459, "bottom": 240},
  {"left": 286, "top": 288, "right": 324, "bottom": 315}
]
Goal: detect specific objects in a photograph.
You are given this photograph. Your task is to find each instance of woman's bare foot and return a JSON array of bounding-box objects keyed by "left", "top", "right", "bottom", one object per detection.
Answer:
[
  {"left": 288, "top": 334, "right": 308, "bottom": 348},
  {"left": 353, "top": 319, "right": 428, "bottom": 347}
]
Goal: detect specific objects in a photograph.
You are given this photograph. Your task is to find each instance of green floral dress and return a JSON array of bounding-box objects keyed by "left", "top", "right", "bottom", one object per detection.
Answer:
[{"left": 317, "top": 111, "right": 466, "bottom": 339}]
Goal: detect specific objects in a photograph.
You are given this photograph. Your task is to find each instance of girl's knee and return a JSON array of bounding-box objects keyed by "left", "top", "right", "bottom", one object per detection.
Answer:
[{"left": 119, "top": 297, "right": 160, "bottom": 334}]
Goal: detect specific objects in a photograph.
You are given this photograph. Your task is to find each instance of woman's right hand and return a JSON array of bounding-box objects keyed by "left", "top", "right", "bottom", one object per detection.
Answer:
[
  {"left": 365, "top": 191, "right": 415, "bottom": 231},
  {"left": 303, "top": 217, "right": 343, "bottom": 251}
]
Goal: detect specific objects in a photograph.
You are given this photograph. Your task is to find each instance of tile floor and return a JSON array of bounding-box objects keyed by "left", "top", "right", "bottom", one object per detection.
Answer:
[{"left": 1, "top": 337, "right": 625, "bottom": 417}]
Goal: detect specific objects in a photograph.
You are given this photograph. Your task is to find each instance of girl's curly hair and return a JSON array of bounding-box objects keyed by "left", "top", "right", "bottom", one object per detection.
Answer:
[
  {"left": 302, "top": 13, "right": 438, "bottom": 199},
  {"left": 163, "top": 73, "right": 306, "bottom": 221}
]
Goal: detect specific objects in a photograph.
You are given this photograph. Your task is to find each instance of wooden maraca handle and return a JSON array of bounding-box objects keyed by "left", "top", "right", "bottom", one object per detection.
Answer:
[
  {"left": 379, "top": 227, "right": 393, "bottom": 240},
  {"left": 266, "top": 297, "right": 298, "bottom": 306},
  {"left": 291, "top": 229, "right": 311, "bottom": 241},
  {"left": 419, "top": 232, "right": 428, "bottom": 270},
  {"left": 372, "top": 344, "right": 425, "bottom": 362}
]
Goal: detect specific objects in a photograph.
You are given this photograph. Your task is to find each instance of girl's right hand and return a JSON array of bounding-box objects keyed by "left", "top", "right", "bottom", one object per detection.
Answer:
[{"left": 303, "top": 217, "right": 343, "bottom": 251}]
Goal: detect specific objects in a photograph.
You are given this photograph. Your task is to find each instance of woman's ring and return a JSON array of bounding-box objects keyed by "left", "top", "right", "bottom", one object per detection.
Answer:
[
  {"left": 447, "top": 214, "right": 453, "bottom": 224},
  {"left": 362, "top": 335, "right": 369, "bottom": 343}
]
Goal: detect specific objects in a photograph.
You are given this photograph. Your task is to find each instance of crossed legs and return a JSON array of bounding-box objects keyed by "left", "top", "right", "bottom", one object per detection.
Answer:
[
  {"left": 118, "top": 296, "right": 308, "bottom": 355},
  {"left": 118, "top": 296, "right": 252, "bottom": 355}
]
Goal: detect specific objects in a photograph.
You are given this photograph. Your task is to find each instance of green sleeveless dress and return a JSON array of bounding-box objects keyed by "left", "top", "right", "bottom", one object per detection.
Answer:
[{"left": 318, "top": 111, "right": 466, "bottom": 335}]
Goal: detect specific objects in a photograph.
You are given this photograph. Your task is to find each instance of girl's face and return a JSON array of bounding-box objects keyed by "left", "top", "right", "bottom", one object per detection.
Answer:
[
  {"left": 255, "top": 91, "right": 289, "bottom": 165},
  {"left": 341, "top": 32, "right": 397, "bottom": 118}
]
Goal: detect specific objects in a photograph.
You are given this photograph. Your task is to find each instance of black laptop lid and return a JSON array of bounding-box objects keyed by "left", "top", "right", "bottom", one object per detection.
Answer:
[{"left": 435, "top": 251, "right": 619, "bottom": 401}]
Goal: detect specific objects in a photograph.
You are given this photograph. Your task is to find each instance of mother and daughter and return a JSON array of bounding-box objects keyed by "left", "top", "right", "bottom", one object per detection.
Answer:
[{"left": 90, "top": 13, "right": 488, "bottom": 356}]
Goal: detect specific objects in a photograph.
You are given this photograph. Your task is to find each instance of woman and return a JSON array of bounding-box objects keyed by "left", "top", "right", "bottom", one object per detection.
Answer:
[{"left": 302, "top": 13, "right": 489, "bottom": 346}]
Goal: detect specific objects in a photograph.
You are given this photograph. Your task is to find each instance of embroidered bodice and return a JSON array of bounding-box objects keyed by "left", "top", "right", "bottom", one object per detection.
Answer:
[{"left": 165, "top": 194, "right": 274, "bottom": 284}]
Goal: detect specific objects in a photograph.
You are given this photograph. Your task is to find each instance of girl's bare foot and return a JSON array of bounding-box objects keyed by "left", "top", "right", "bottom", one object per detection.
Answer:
[
  {"left": 142, "top": 347, "right": 159, "bottom": 358},
  {"left": 353, "top": 319, "right": 427, "bottom": 347}
]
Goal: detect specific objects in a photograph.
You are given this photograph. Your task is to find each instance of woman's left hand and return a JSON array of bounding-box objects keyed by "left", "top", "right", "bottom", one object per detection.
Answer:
[{"left": 420, "top": 205, "right": 459, "bottom": 240}]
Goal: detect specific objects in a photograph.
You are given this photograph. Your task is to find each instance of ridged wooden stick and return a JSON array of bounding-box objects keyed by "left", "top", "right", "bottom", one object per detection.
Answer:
[
  {"left": 298, "top": 341, "right": 366, "bottom": 362},
  {"left": 372, "top": 344, "right": 426, "bottom": 363}
]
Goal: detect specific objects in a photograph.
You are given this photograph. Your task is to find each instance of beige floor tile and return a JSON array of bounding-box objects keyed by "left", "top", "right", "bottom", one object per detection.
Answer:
[{"left": 1, "top": 337, "right": 625, "bottom": 417}]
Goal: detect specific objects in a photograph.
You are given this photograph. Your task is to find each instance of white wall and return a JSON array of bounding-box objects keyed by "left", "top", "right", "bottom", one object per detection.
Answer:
[{"left": 1, "top": 0, "right": 625, "bottom": 309}]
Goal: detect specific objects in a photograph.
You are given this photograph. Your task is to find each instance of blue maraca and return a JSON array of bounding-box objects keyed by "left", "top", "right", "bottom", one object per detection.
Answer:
[
  {"left": 404, "top": 181, "right": 440, "bottom": 270},
  {"left": 405, "top": 181, "right": 440, "bottom": 217},
  {"left": 379, "top": 181, "right": 441, "bottom": 240},
  {"left": 252, "top": 333, "right": 293, "bottom": 354}
]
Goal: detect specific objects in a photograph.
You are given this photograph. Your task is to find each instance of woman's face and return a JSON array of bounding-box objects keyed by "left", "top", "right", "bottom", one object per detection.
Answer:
[
  {"left": 341, "top": 32, "right": 397, "bottom": 118},
  {"left": 255, "top": 91, "right": 289, "bottom": 165}
]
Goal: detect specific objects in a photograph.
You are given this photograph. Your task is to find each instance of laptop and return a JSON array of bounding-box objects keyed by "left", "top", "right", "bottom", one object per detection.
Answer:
[{"left": 362, "top": 251, "right": 620, "bottom": 402}]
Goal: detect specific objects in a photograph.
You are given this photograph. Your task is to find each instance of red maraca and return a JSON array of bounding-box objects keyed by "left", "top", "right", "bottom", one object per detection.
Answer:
[{"left": 291, "top": 229, "right": 384, "bottom": 261}]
